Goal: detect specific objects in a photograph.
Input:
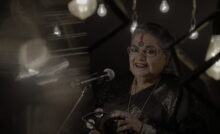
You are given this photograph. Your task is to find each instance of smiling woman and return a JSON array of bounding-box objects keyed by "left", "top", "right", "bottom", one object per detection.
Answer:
[
  {"left": 127, "top": 23, "right": 173, "bottom": 89},
  {"left": 88, "top": 23, "right": 207, "bottom": 134},
  {"left": 128, "top": 33, "right": 169, "bottom": 85}
]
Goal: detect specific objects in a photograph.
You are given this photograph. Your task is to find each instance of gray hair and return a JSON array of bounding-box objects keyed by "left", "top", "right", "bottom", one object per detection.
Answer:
[{"left": 132, "top": 23, "right": 175, "bottom": 50}]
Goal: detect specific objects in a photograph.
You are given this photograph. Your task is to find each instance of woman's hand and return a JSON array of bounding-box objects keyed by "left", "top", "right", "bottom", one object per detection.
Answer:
[{"left": 110, "top": 110, "right": 143, "bottom": 133}]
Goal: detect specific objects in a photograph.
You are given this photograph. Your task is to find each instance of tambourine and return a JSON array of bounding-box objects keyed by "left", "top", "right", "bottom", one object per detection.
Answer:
[{"left": 82, "top": 108, "right": 129, "bottom": 134}]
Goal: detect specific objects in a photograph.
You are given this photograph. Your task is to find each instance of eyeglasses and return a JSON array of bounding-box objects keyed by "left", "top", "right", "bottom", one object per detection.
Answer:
[{"left": 128, "top": 45, "right": 165, "bottom": 57}]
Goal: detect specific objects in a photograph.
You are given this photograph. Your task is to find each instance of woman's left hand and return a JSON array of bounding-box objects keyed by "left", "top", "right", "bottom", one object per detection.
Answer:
[{"left": 110, "top": 110, "right": 143, "bottom": 133}]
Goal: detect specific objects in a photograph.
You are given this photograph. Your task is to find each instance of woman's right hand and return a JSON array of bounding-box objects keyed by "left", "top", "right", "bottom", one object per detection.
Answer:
[
  {"left": 89, "top": 129, "right": 102, "bottom": 134},
  {"left": 110, "top": 110, "right": 143, "bottom": 133}
]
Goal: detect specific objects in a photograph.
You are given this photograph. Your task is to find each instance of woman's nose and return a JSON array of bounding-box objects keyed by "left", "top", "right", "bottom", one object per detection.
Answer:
[{"left": 136, "top": 51, "right": 146, "bottom": 60}]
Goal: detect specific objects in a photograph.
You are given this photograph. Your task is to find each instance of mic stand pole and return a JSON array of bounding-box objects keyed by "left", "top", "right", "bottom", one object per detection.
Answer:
[{"left": 56, "top": 84, "right": 91, "bottom": 134}]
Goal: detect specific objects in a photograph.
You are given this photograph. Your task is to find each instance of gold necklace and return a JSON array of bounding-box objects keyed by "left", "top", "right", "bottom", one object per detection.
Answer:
[{"left": 127, "top": 81, "right": 159, "bottom": 114}]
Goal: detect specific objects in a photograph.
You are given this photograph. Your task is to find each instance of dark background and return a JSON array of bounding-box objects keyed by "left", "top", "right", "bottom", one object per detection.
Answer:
[{"left": 0, "top": 0, "right": 220, "bottom": 134}]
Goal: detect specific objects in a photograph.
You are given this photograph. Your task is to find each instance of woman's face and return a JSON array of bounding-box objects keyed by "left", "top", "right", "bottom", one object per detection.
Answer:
[{"left": 128, "top": 33, "right": 168, "bottom": 80}]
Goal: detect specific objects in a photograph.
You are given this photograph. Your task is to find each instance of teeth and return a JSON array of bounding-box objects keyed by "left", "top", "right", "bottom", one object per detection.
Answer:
[{"left": 135, "top": 63, "right": 147, "bottom": 68}]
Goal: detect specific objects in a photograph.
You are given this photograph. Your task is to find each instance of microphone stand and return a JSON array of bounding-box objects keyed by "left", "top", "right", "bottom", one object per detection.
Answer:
[{"left": 56, "top": 84, "right": 92, "bottom": 134}]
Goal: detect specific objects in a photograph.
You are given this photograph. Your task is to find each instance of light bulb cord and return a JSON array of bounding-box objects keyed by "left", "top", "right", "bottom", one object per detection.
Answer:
[
  {"left": 132, "top": 0, "right": 138, "bottom": 21},
  {"left": 190, "top": 0, "right": 197, "bottom": 30}
]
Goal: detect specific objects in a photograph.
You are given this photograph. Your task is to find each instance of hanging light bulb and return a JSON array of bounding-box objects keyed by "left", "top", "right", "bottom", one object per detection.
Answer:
[
  {"left": 130, "top": 20, "right": 138, "bottom": 33},
  {"left": 159, "top": 0, "right": 170, "bottom": 13},
  {"left": 205, "top": 11, "right": 220, "bottom": 80},
  {"left": 17, "top": 39, "right": 49, "bottom": 79},
  {"left": 53, "top": 25, "right": 61, "bottom": 37},
  {"left": 68, "top": 0, "right": 97, "bottom": 20},
  {"left": 97, "top": 3, "right": 107, "bottom": 17},
  {"left": 205, "top": 35, "right": 220, "bottom": 80},
  {"left": 130, "top": 0, "right": 138, "bottom": 33},
  {"left": 189, "top": 26, "right": 199, "bottom": 40},
  {"left": 189, "top": 31, "right": 199, "bottom": 39},
  {"left": 189, "top": 0, "right": 198, "bottom": 40}
]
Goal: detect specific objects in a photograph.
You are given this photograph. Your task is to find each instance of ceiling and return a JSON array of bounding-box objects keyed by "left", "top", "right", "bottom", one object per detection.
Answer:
[{"left": 0, "top": 0, "right": 219, "bottom": 75}]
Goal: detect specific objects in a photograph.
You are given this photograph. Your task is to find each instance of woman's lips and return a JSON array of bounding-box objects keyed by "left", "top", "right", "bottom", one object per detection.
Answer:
[{"left": 135, "top": 63, "right": 148, "bottom": 68}]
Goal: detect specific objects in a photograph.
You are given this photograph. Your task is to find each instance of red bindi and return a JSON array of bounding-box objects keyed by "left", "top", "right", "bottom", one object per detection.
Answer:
[{"left": 138, "top": 34, "right": 144, "bottom": 47}]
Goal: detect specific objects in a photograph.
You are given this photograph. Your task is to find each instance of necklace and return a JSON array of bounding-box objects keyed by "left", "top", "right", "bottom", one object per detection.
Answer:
[{"left": 127, "top": 81, "right": 159, "bottom": 115}]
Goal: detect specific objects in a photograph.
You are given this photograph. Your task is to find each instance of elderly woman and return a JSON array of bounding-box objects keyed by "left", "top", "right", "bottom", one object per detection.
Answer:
[{"left": 89, "top": 23, "right": 191, "bottom": 134}]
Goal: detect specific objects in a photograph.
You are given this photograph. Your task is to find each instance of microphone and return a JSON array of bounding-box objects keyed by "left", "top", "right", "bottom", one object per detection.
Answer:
[{"left": 71, "top": 68, "right": 115, "bottom": 87}]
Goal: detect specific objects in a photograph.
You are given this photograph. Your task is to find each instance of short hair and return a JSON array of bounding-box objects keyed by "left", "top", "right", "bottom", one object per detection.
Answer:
[{"left": 132, "top": 22, "right": 175, "bottom": 50}]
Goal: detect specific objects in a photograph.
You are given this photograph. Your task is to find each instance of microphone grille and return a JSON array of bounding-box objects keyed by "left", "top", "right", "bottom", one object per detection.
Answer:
[{"left": 103, "top": 68, "right": 115, "bottom": 81}]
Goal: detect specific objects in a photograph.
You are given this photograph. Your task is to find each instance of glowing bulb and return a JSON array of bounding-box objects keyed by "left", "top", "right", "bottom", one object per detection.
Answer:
[
  {"left": 76, "top": 0, "right": 88, "bottom": 4},
  {"left": 97, "top": 3, "right": 107, "bottom": 17},
  {"left": 159, "top": 0, "right": 170, "bottom": 13},
  {"left": 53, "top": 26, "right": 61, "bottom": 37},
  {"left": 205, "top": 35, "right": 220, "bottom": 80},
  {"left": 130, "top": 20, "right": 138, "bottom": 33},
  {"left": 189, "top": 25, "right": 199, "bottom": 40},
  {"left": 68, "top": 0, "right": 97, "bottom": 20},
  {"left": 189, "top": 31, "right": 199, "bottom": 40},
  {"left": 28, "top": 69, "right": 39, "bottom": 75}
]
